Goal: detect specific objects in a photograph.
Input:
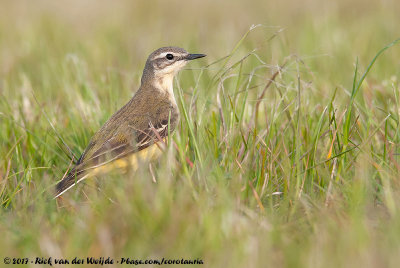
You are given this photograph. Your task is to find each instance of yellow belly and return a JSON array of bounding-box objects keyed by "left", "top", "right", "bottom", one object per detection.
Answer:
[{"left": 88, "top": 142, "right": 164, "bottom": 177}]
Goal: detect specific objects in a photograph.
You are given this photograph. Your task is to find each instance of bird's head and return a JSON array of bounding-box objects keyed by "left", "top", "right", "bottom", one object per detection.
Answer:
[{"left": 141, "top": 46, "right": 206, "bottom": 87}]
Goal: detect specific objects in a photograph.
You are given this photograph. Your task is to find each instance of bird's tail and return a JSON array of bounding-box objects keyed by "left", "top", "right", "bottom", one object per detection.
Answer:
[{"left": 54, "top": 168, "right": 87, "bottom": 199}]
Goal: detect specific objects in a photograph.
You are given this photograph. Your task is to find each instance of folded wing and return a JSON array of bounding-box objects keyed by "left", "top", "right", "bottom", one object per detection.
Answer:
[{"left": 54, "top": 119, "right": 169, "bottom": 198}]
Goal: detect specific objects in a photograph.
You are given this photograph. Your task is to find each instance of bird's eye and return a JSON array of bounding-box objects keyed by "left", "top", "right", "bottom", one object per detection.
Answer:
[{"left": 166, "top": 54, "right": 174, "bottom": 60}]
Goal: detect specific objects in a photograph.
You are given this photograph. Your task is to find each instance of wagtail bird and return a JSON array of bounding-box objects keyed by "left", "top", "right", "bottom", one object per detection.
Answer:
[{"left": 55, "top": 47, "right": 206, "bottom": 198}]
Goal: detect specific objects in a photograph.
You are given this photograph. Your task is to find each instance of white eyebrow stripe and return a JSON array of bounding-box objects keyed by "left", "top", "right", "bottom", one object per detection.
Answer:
[{"left": 153, "top": 52, "right": 177, "bottom": 60}]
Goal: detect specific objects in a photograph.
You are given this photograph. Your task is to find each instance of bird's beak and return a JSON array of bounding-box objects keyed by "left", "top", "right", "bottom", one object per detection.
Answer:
[{"left": 186, "top": 53, "right": 206, "bottom": 60}]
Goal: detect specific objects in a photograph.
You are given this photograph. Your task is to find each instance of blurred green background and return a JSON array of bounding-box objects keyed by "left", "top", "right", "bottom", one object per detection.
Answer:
[{"left": 1, "top": 0, "right": 400, "bottom": 267}]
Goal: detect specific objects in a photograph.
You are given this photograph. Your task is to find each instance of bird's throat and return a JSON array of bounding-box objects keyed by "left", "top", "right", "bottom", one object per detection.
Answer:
[{"left": 154, "top": 73, "right": 176, "bottom": 104}]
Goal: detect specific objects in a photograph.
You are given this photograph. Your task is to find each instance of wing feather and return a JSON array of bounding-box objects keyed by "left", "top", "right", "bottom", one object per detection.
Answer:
[{"left": 54, "top": 119, "right": 169, "bottom": 198}]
